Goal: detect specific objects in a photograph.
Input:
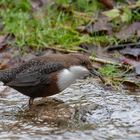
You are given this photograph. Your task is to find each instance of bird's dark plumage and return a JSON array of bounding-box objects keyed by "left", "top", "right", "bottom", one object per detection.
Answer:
[
  {"left": 3, "top": 62, "right": 65, "bottom": 99},
  {"left": 0, "top": 53, "right": 104, "bottom": 106}
]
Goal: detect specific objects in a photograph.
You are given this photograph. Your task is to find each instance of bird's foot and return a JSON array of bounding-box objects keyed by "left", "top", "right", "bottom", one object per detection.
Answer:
[{"left": 28, "top": 98, "right": 34, "bottom": 109}]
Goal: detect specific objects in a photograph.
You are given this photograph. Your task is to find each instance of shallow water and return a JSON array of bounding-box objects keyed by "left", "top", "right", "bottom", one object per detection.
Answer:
[{"left": 0, "top": 78, "right": 140, "bottom": 140}]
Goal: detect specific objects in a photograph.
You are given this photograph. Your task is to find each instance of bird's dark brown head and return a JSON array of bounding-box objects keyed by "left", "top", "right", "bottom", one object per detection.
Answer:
[
  {"left": 70, "top": 53, "right": 92, "bottom": 68},
  {"left": 69, "top": 53, "right": 105, "bottom": 83}
]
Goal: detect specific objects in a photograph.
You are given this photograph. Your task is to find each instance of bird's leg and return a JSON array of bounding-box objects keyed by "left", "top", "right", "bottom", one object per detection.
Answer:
[{"left": 28, "top": 97, "right": 34, "bottom": 107}]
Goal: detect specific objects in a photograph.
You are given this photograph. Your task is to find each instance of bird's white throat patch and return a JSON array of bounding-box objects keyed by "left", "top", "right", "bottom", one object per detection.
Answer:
[{"left": 57, "top": 65, "right": 89, "bottom": 91}]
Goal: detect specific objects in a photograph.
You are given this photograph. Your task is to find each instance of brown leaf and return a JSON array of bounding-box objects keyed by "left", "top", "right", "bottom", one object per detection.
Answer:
[
  {"left": 121, "top": 57, "right": 140, "bottom": 75},
  {"left": 100, "top": 0, "right": 114, "bottom": 9},
  {"left": 120, "top": 47, "right": 140, "bottom": 58},
  {"left": 121, "top": 57, "right": 138, "bottom": 65},
  {"left": 77, "top": 16, "right": 112, "bottom": 35},
  {"left": 115, "top": 22, "right": 140, "bottom": 40}
]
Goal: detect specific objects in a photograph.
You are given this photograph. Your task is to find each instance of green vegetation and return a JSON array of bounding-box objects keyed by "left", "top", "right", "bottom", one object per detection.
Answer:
[
  {"left": 99, "top": 64, "right": 121, "bottom": 77},
  {"left": 1, "top": 0, "right": 139, "bottom": 51},
  {"left": 0, "top": 0, "right": 140, "bottom": 51},
  {"left": 0, "top": 0, "right": 115, "bottom": 50}
]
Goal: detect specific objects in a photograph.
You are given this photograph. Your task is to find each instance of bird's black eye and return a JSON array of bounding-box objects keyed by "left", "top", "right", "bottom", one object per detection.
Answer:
[{"left": 81, "top": 61, "right": 87, "bottom": 66}]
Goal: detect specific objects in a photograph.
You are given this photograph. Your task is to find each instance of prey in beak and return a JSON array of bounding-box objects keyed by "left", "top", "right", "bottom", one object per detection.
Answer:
[{"left": 89, "top": 68, "right": 105, "bottom": 83}]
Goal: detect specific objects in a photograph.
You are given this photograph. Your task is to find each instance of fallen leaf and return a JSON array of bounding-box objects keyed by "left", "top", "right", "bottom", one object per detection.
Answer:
[
  {"left": 120, "top": 47, "right": 140, "bottom": 58},
  {"left": 77, "top": 16, "right": 112, "bottom": 35},
  {"left": 103, "top": 8, "right": 120, "bottom": 19},
  {"left": 115, "top": 22, "right": 140, "bottom": 40},
  {"left": 93, "top": 17, "right": 112, "bottom": 35},
  {"left": 103, "top": 6, "right": 132, "bottom": 23},
  {"left": 121, "top": 57, "right": 140, "bottom": 75},
  {"left": 121, "top": 7, "right": 132, "bottom": 22},
  {"left": 100, "top": 0, "right": 114, "bottom": 9}
]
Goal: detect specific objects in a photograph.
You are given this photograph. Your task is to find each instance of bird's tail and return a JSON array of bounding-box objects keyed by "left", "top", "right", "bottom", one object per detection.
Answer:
[{"left": 0, "top": 68, "right": 18, "bottom": 84}]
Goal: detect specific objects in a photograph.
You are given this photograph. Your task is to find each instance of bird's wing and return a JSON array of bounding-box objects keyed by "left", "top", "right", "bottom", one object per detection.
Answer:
[{"left": 6, "top": 62, "right": 65, "bottom": 87}]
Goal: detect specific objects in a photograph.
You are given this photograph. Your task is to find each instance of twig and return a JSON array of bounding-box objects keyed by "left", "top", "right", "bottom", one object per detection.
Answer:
[
  {"left": 44, "top": 44, "right": 92, "bottom": 54},
  {"left": 89, "top": 56, "right": 123, "bottom": 66},
  {"left": 106, "top": 42, "right": 140, "bottom": 52},
  {"left": 73, "top": 11, "right": 93, "bottom": 21},
  {"left": 45, "top": 45, "right": 77, "bottom": 53},
  {"left": 112, "top": 77, "right": 140, "bottom": 87}
]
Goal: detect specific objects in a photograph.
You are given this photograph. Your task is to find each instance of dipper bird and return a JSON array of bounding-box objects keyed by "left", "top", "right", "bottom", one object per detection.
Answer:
[{"left": 0, "top": 53, "right": 105, "bottom": 106}]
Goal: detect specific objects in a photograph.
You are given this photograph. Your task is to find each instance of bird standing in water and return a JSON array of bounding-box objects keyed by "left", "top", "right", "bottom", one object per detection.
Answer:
[{"left": 0, "top": 53, "right": 105, "bottom": 106}]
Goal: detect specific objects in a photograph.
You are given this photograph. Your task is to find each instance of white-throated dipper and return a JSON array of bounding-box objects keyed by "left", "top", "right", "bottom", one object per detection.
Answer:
[{"left": 0, "top": 53, "right": 105, "bottom": 106}]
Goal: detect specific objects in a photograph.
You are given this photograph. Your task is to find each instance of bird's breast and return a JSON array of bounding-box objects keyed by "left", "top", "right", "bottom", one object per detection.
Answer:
[{"left": 57, "top": 69, "right": 76, "bottom": 91}]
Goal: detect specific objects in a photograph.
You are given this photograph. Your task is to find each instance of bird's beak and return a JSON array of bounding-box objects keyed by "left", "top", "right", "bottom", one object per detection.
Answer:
[{"left": 89, "top": 68, "right": 105, "bottom": 83}]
